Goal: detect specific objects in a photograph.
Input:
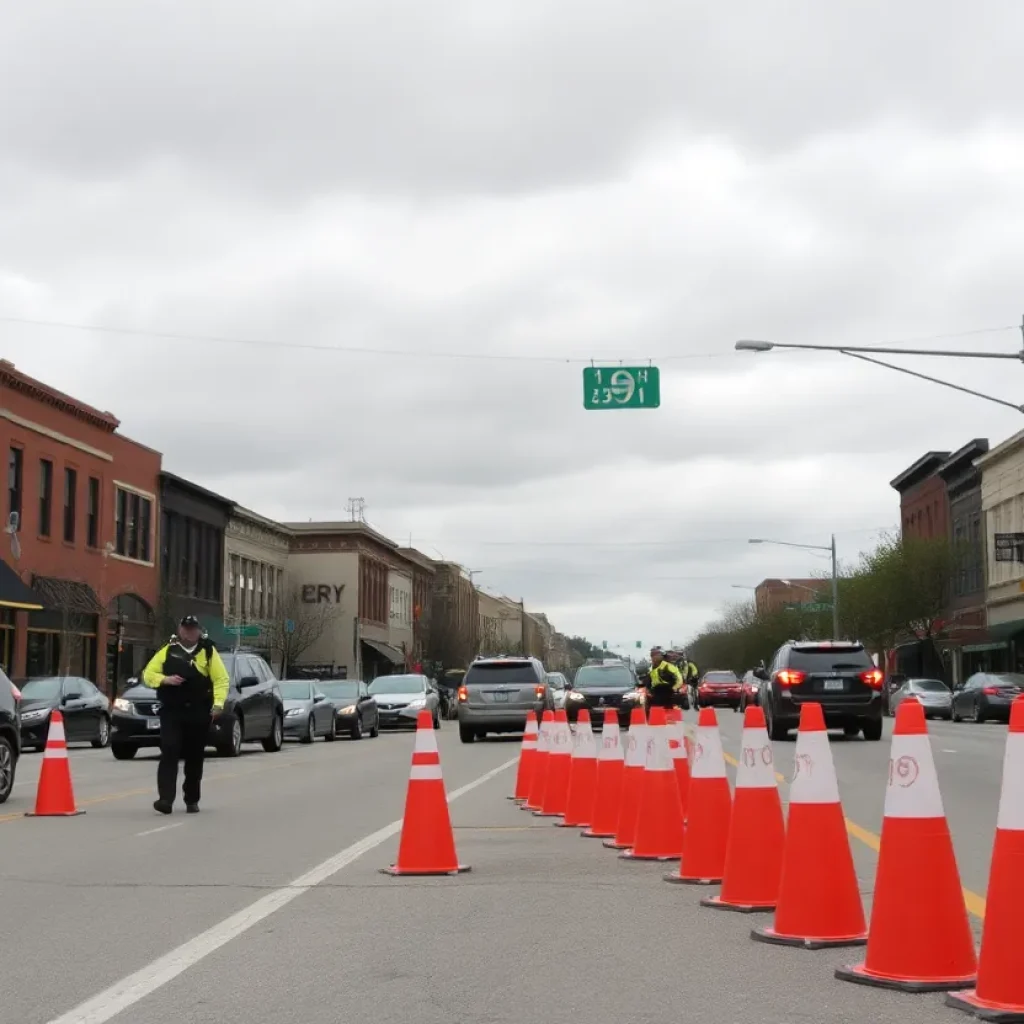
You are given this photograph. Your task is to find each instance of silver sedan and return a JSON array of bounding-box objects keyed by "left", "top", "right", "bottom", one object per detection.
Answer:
[
  {"left": 279, "top": 680, "right": 337, "bottom": 743},
  {"left": 367, "top": 674, "right": 441, "bottom": 729},
  {"left": 888, "top": 677, "right": 953, "bottom": 720}
]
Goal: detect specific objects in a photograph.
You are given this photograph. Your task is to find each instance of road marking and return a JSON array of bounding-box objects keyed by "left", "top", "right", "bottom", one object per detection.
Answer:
[
  {"left": 941, "top": 748, "right": 958, "bottom": 753},
  {"left": 135, "top": 823, "right": 183, "bottom": 837},
  {"left": 44, "top": 756, "right": 517, "bottom": 1024}
]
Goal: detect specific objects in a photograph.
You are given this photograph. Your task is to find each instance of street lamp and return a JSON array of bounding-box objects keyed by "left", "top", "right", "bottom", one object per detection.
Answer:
[{"left": 749, "top": 536, "right": 840, "bottom": 639}]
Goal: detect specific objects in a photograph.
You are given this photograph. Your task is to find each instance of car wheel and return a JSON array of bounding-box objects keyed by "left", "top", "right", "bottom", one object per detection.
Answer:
[
  {"left": 325, "top": 714, "right": 337, "bottom": 741},
  {"left": 976, "top": 701, "right": 987, "bottom": 724},
  {"left": 843, "top": 724, "right": 860, "bottom": 738},
  {"left": 111, "top": 743, "right": 138, "bottom": 760},
  {"left": 350, "top": 716, "right": 363, "bottom": 741},
  {"left": 301, "top": 716, "right": 315, "bottom": 744},
  {"left": 951, "top": 705, "right": 962, "bottom": 722},
  {"left": 219, "top": 715, "right": 243, "bottom": 757},
  {"left": 0, "top": 735, "right": 15, "bottom": 804},
  {"left": 92, "top": 715, "right": 111, "bottom": 749},
  {"left": 459, "top": 724, "right": 475, "bottom": 743},
  {"left": 369, "top": 713, "right": 380, "bottom": 738},
  {"left": 261, "top": 714, "right": 284, "bottom": 753},
  {"left": 862, "top": 718, "right": 883, "bottom": 741},
  {"left": 765, "top": 703, "right": 788, "bottom": 741}
]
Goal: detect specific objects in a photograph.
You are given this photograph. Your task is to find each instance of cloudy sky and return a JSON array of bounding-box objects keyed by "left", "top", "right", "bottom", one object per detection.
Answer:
[{"left": 4, "top": 1, "right": 1024, "bottom": 654}]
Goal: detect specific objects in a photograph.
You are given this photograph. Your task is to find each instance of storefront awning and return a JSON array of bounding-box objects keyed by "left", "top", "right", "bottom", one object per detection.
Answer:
[
  {"left": 361, "top": 638, "right": 406, "bottom": 665},
  {"left": 32, "top": 576, "right": 103, "bottom": 613},
  {"left": 0, "top": 558, "right": 44, "bottom": 611}
]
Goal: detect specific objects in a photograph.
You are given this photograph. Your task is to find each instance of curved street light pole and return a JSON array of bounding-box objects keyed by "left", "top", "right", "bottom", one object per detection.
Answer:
[{"left": 749, "top": 536, "right": 840, "bottom": 639}]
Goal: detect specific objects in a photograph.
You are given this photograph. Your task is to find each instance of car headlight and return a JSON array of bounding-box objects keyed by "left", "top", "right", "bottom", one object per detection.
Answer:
[
  {"left": 622, "top": 691, "right": 639, "bottom": 701},
  {"left": 407, "top": 698, "right": 426, "bottom": 708},
  {"left": 20, "top": 707, "right": 50, "bottom": 722},
  {"left": 567, "top": 691, "right": 586, "bottom": 701},
  {"left": 285, "top": 708, "right": 304, "bottom": 717},
  {"left": 339, "top": 705, "right": 357, "bottom": 715},
  {"left": 114, "top": 698, "right": 134, "bottom": 713}
]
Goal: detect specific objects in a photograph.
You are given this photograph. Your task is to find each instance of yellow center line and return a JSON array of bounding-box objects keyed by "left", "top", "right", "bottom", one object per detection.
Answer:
[{"left": 718, "top": 748, "right": 987, "bottom": 920}]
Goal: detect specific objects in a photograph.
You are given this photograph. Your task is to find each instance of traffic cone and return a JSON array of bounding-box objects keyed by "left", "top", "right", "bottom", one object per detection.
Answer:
[
  {"left": 535, "top": 709, "right": 572, "bottom": 817},
  {"left": 509, "top": 712, "right": 538, "bottom": 802},
  {"left": 947, "top": 695, "right": 1024, "bottom": 1019},
  {"left": 25, "top": 711, "right": 83, "bottom": 817},
  {"left": 604, "top": 706, "right": 647, "bottom": 850},
  {"left": 702, "top": 705, "right": 784, "bottom": 912},
  {"left": 752, "top": 702, "right": 866, "bottom": 948},
  {"left": 524, "top": 710, "right": 553, "bottom": 812},
  {"left": 622, "top": 706, "right": 684, "bottom": 860},
  {"left": 559, "top": 709, "right": 597, "bottom": 827},
  {"left": 381, "top": 710, "right": 469, "bottom": 876},
  {"left": 665, "top": 707, "right": 730, "bottom": 884},
  {"left": 666, "top": 708, "right": 691, "bottom": 821},
  {"left": 582, "top": 709, "right": 624, "bottom": 839},
  {"left": 836, "top": 698, "right": 976, "bottom": 992}
]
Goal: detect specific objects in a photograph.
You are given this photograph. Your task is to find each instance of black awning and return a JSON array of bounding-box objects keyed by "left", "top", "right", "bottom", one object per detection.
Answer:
[
  {"left": 361, "top": 638, "right": 406, "bottom": 665},
  {"left": 0, "top": 558, "right": 44, "bottom": 611},
  {"left": 31, "top": 576, "right": 103, "bottom": 614}
]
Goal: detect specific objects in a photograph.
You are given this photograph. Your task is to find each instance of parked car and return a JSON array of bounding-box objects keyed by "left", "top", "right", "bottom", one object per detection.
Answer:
[
  {"left": 738, "top": 670, "right": 762, "bottom": 712},
  {"left": 565, "top": 661, "right": 644, "bottom": 729},
  {"left": 318, "top": 679, "right": 380, "bottom": 739},
  {"left": 110, "top": 649, "right": 285, "bottom": 759},
  {"left": 457, "top": 656, "right": 550, "bottom": 742},
  {"left": 888, "top": 677, "right": 952, "bottom": 719},
  {"left": 952, "top": 672, "right": 1024, "bottom": 724},
  {"left": 278, "top": 679, "right": 337, "bottom": 743},
  {"left": 545, "top": 672, "right": 570, "bottom": 710},
  {"left": 17, "top": 676, "right": 111, "bottom": 751},
  {"left": 0, "top": 666, "right": 20, "bottom": 804},
  {"left": 757, "top": 639, "right": 884, "bottom": 741},
  {"left": 368, "top": 673, "right": 440, "bottom": 730},
  {"left": 696, "top": 670, "right": 743, "bottom": 710}
]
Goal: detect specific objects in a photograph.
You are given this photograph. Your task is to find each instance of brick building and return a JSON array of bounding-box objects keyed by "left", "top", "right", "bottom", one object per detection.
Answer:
[
  {"left": 0, "top": 360, "right": 161, "bottom": 690},
  {"left": 754, "top": 578, "right": 829, "bottom": 616},
  {"left": 891, "top": 451, "right": 951, "bottom": 540},
  {"left": 396, "top": 547, "right": 436, "bottom": 669}
]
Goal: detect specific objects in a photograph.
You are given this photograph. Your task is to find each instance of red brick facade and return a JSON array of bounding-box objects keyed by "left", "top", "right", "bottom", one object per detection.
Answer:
[
  {"left": 891, "top": 451, "right": 951, "bottom": 541},
  {"left": 0, "top": 361, "right": 161, "bottom": 689}
]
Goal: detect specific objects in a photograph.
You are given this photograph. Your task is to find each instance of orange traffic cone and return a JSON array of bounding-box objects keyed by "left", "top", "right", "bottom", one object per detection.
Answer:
[
  {"left": 622, "top": 706, "right": 684, "bottom": 860},
  {"left": 604, "top": 706, "right": 647, "bottom": 850},
  {"left": 665, "top": 707, "right": 730, "bottom": 885},
  {"left": 582, "top": 709, "right": 624, "bottom": 839},
  {"left": 559, "top": 709, "right": 597, "bottom": 828},
  {"left": 26, "top": 710, "right": 82, "bottom": 817},
  {"left": 536, "top": 709, "right": 572, "bottom": 817},
  {"left": 509, "top": 712, "right": 538, "bottom": 802},
  {"left": 947, "top": 695, "right": 1024, "bottom": 1019},
  {"left": 524, "top": 710, "right": 553, "bottom": 811},
  {"left": 752, "top": 702, "right": 866, "bottom": 948},
  {"left": 837, "top": 698, "right": 976, "bottom": 992},
  {"left": 381, "top": 710, "right": 469, "bottom": 876},
  {"left": 666, "top": 708, "right": 691, "bottom": 821},
  {"left": 702, "top": 705, "right": 784, "bottom": 912}
]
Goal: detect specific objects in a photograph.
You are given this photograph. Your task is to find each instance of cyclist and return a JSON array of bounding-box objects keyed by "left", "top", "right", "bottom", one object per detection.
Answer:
[{"left": 648, "top": 647, "right": 683, "bottom": 711}]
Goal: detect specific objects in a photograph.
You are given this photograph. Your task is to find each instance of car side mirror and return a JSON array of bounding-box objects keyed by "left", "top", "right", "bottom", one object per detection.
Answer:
[
  {"left": 754, "top": 668, "right": 769, "bottom": 681},
  {"left": 237, "top": 675, "right": 259, "bottom": 689},
  {"left": 313, "top": 694, "right": 325, "bottom": 702},
  {"left": 63, "top": 692, "right": 82, "bottom": 702}
]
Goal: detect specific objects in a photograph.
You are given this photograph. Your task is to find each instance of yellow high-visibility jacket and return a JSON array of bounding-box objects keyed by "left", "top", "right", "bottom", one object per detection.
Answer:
[
  {"left": 650, "top": 660, "right": 683, "bottom": 691},
  {"left": 142, "top": 640, "right": 230, "bottom": 710}
]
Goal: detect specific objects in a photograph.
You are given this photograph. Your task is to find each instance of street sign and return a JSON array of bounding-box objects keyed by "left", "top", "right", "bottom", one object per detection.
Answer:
[
  {"left": 785, "top": 602, "right": 832, "bottom": 613},
  {"left": 582, "top": 366, "right": 660, "bottom": 410},
  {"left": 285, "top": 619, "right": 296, "bottom": 634},
  {"left": 224, "top": 624, "right": 261, "bottom": 637},
  {"left": 635, "top": 641, "right": 641, "bottom": 648},
  {"left": 995, "top": 533, "right": 1024, "bottom": 562}
]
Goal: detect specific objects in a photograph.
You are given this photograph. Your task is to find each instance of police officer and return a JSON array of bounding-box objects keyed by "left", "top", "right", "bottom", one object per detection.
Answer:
[
  {"left": 142, "top": 615, "right": 229, "bottom": 814},
  {"left": 648, "top": 647, "right": 683, "bottom": 710}
]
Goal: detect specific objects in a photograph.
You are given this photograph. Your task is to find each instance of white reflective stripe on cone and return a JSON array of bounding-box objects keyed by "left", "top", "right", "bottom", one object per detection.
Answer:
[
  {"left": 997, "top": 732, "right": 1024, "bottom": 831},
  {"left": 409, "top": 764, "right": 444, "bottom": 780},
  {"left": 624, "top": 724, "right": 648, "bottom": 768},
  {"left": 575, "top": 721, "right": 596, "bottom": 759},
  {"left": 788, "top": 730, "right": 840, "bottom": 804},
  {"left": 551, "top": 722, "right": 572, "bottom": 755},
  {"left": 667, "top": 722, "right": 688, "bottom": 761},
  {"left": 883, "top": 732, "right": 945, "bottom": 819},
  {"left": 735, "top": 727, "right": 777, "bottom": 789},
  {"left": 48, "top": 719, "right": 66, "bottom": 743},
  {"left": 598, "top": 723, "right": 622, "bottom": 761},
  {"left": 571, "top": 725, "right": 583, "bottom": 754},
  {"left": 524, "top": 718, "right": 538, "bottom": 737},
  {"left": 645, "top": 726, "right": 672, "bottom": 772},
  {"left": 536, "top": 723, "right": 551, "bottom": 753},
  {"left": 413, "top": 727, "right": 439, "bottom": 755},
  {"left": 690, "top": 725, "right": 727, "bottom": 780},
  {"left": 43, "top": 747, "right": 68, "bottom": 760}
]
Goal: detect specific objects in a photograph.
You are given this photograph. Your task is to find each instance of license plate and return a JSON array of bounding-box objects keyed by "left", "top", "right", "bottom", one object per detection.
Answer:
[
  {"left": 147, "top": 719, "right": 161, "bottom": 730},
  {"left": 823, "top": 680, "right": 844, "bottom": 691},
  {"left": 494, "top": 691, "right": 508, "bottom": 702}
]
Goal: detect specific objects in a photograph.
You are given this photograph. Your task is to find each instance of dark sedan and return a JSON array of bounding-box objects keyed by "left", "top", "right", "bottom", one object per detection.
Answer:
[
  {"left": 564, "top": 663, "right": 644, "bottom": 729},
  {"left": 318, "top": 680, "right": 380, "bottom": 740},
  {"left": 696, "top": 670, "right": 743, "bottom": 710},
  {"left": 952, "top": 672, "right": 1024, "bottom": 724},
  {"left": 17, "top": 676, "right": 111, "bottom": 751}
]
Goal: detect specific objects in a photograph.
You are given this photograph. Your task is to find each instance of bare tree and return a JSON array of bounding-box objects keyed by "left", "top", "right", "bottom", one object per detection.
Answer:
[
  {"left": 33, "top": 577, "right": 101, "bottom": 677},
  {"left": 260, "top": 587, "right": 344, "bottom": 676}
]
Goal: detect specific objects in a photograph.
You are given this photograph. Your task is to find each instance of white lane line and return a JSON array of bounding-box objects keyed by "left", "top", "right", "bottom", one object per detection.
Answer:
[
  {"left": 135, "top": 823, "right": 184, "bottom": 837},
  {"left": 46, "top": 756, "right": 517, "bottom": 1024},
  {"left": 941, "top": 749, "right": 958, "bottom": 754}
]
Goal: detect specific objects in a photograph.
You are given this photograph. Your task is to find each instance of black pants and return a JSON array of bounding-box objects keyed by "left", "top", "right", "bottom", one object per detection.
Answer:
[
  {"left": 158, "top": 709, "right": 210, "bottom": 805},
  {"left": 648, "top": 685, "right": 676, "bottom": 709}
]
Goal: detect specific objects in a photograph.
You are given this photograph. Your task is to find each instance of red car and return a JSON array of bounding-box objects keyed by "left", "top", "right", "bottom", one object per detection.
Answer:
[{"left": 697, "top": 670, "right": 743, "bottom": 710}]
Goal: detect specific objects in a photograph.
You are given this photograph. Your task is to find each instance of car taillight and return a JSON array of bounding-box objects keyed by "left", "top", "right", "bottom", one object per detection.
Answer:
[
  {"left": 534, "top": 684, "right": 545, "bottom": 699},
  {"left": 776, "top": 670, "right": 806, "bottom": 687},
  {"left": 457, "top": 686, "right": 468, "bottom": 702},
  {"left": 859, "top": 669, "right": 884, "bottom": 689},
  {"left": 982, "top": 686, "right": 1001, "bottom": 695}
]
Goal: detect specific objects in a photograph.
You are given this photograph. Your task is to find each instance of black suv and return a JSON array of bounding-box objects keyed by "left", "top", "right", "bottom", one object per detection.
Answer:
[
  {"left": 111, "top": 648, "right": 285, "bottom": 759},
  {"left": 757, "top": 640, "right": 884, "bottom": 741},
  {"left": 0, "top": 668, "right": 19, "bottom": 804},
  {"left": 566, "top": 661, "right": 644, "bottom": 729}
]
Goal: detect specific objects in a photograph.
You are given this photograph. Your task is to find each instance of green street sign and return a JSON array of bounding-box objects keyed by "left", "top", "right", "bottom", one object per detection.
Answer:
[
  {"left": 784, "top": 602, "right": 832, "bottom": 613},
  {"left": 583, "top": 366, "right": 660, "bottom": 410},
  {"left": 225, "top": 624, "right": 261, "bottom": 637}
]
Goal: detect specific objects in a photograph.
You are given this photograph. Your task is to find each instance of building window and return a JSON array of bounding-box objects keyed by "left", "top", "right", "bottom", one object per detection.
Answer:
[
  {"left": 63, "top": 467, "right": 77, "bottom": 543},
  {"left": 7, "top": 447, "right": 22, "bottom": 528},
  {"left": 228, "top": 554, "right": 239, "bottom": 616},
  {"left": 87, "top": 477, "right": 100, "bottom": 547},
  {"left": 258, "top": 563, "right": 266, "bottom": 618},
  {"left": 114, "top": 486, "right": 153, "bottom": 562},
  {"left": 38, "top": 459, "right": 53, "bottom": 537}
]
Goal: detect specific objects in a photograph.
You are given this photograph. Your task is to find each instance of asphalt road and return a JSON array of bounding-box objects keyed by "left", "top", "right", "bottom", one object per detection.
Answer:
[{"left": 0, "top": 710, "right": 1008, "bottom": 1024}]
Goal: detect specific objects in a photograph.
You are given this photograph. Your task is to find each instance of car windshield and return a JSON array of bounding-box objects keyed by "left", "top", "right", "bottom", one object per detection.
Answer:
[
  {"left": 20, "top": 677, "right": 63, "bottom": 699},
  {"left": 991, "top": 674, "right": 1024, "bottom": 688},
  {"left": 465, "top": 663, "right": 537, "bottom": 685},
  {"left": 574, "top": 666, "right": 634, "bottom": 688},
  {"left": 788, "top": 646, "right": 872, "bottom": 671},
  {"left": 911, "top": 679, "right": 949, "bottom": 692},
  {"left": 320, "top": 682, "right": 360, "bottom": 699},
  {"left": 704, "top": 671, "right": 737, "bottom": 684},
  {"left": 368, "top": 675, "right": 424, "bottom": 695},
  {"left": 278, "top": 682, "right": 313, "bottom": 699}
]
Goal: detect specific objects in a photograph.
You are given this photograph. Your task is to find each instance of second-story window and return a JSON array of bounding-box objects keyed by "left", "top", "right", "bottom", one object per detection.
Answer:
[
  {"left": 38, "top": 459, "right": 53, "bottom": 537},
  {"left": 7, "top": 447, "right": 22, "bottom": 528},
  {"left": 87, "top": 477, "right": 100, "bottom": 547},
  {"left": 63, "top": 467, "right": 77, "bottom": 543}
]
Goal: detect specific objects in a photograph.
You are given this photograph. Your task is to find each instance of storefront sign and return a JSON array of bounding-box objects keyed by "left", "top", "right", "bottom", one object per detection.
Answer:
[{"left": 300, "top": 584, "right": 344, "bottom": 604}]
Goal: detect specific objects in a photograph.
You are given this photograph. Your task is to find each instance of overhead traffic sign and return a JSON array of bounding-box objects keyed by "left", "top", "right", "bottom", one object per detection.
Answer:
[{"left": 583, "top": 366, "right": 660, "bottom": 409}]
